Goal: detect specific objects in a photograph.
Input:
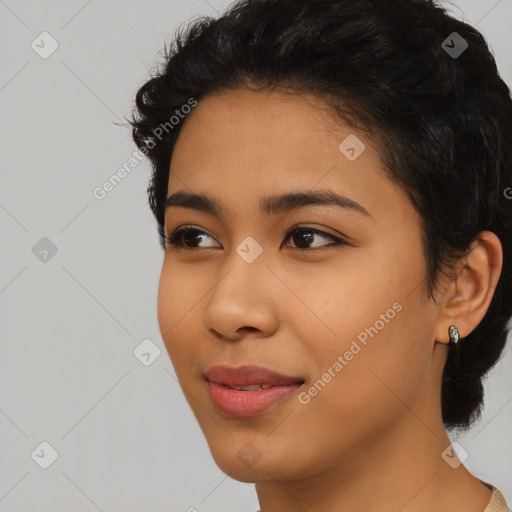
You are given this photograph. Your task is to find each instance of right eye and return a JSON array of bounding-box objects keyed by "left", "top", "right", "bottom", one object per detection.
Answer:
[{"left": 165, "top": 227, "right": 220, "bottom": 249}]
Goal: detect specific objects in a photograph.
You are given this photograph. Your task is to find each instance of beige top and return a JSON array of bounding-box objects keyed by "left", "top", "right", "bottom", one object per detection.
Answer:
[{"left": 482, "top": 484, "right": 510, "bottom": 512}]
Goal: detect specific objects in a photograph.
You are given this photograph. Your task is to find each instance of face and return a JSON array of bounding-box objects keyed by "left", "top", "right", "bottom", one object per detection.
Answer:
[{"left": 157, "top": 89, "right": 441, "bottom": 482}]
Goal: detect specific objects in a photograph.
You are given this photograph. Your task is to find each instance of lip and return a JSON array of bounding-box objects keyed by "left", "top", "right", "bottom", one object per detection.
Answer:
[
  {"left": 205, "top": 365, "right": 305, "bottom": 387},
  {"left": 205, "top": 365, "right": 305, "bottom": 418}
]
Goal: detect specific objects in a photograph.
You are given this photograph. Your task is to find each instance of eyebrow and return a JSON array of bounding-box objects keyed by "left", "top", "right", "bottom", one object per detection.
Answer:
[{"left": 164, "top": 189, "right": 373, "bottom": 220}]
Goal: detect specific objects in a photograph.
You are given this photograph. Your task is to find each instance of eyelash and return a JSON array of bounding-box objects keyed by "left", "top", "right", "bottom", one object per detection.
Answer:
[{"left": 164, "top": 225, "right": 347, "bottom": 251}]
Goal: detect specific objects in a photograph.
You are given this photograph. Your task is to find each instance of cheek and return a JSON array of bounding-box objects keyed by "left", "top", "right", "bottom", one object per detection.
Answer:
[
  {"left": 157, "top": 263, "right": 200, "bottom": 373},
  {"left": 292, "top": 249, "right": 430, "bottom": 414},
  {"left": 157, "top": 257, "right": 202, "bottom": 336},
  {"left": 283, "top": 252, "right": 402, "bottom": 355},
  {"left": 156, "top": 265, "right": 175, "bottom": 341}
]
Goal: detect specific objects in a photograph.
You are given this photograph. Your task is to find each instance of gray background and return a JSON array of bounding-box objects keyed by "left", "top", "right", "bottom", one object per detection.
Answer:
[{"left": 0, "top": 1, "right": 510, "bottom": 511}]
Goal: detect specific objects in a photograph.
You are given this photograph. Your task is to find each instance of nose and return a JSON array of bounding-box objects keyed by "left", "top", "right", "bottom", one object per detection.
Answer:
[{"left": 202, "top": 250, "right": 279, "bottom": 342}]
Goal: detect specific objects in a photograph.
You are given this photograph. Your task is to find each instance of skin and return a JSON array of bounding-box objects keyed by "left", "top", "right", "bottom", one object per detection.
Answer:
[{"left": 157, "top": 89, "right": 503, "bottom": 512}]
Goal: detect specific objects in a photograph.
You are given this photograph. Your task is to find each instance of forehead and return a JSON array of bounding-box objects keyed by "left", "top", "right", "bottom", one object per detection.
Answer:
[
  {"left": 171, "top": 89, "right": 375, "bottom": 178},
  {"left": 178, "top": 88, "right": 344, "bottom": 146}
]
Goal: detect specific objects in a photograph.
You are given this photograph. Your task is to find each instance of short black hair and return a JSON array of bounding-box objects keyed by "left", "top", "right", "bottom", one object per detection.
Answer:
[{"left": 128, "top": 0, "right": 512, "bottom": 431}]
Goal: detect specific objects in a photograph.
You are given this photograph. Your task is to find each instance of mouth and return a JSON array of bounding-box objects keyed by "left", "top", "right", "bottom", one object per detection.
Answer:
[
  {"left": 204, "top": 365, "right": 306, "bottom": 418},
  {"left": 213, "top": 382, "right": 305, "bottom": 391},
  {"left": 204, "top": 364, "right": 305, "bottom": 388}
]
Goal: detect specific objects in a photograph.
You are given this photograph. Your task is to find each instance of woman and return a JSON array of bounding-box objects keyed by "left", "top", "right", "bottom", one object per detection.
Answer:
[{"left": 129, "top": 0, "right": 512, "bottom": 510}]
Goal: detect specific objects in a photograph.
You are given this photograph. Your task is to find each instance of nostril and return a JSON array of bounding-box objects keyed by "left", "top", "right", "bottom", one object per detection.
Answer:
[{"left": 239, "top": 326, "right": 258, "bottom": 333}]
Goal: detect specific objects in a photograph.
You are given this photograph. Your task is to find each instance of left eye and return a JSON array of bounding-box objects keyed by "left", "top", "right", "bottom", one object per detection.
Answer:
[
  {"left": 283, "top": 227, "right": 345, "bottom": 250},
  {"left": 164, "top": 226, "right": 346, "bottom": 251}
]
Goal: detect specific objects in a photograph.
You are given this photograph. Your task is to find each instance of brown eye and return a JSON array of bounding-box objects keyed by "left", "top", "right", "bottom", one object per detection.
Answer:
[
  {"left": 165, "top": 227, "right": 219, "bottom": 249},
  {"left": 283, "top": 227, "right": 345, "bottom": 250}
]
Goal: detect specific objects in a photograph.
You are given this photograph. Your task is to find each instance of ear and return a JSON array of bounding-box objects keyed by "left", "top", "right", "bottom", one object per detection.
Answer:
[{"left": 434, "top": 231, "right": 503, "bottom": 344}]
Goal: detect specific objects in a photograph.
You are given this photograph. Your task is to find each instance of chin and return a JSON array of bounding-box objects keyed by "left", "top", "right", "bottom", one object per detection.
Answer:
[
  {"left": 207, "top": 438, "right": 312, "bottom": 484},
  {"left": 208, "top": 448, "right": 264, "bottom": 481}
]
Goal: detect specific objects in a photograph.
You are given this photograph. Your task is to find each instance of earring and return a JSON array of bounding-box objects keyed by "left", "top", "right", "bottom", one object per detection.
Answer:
[
  {"left": 448, "top": 325, "right": 460, "bottom": 345},
  {"left": 444, "top": 325, "right": 462, "bottom": 377}
]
